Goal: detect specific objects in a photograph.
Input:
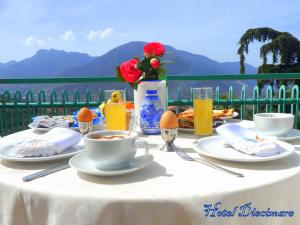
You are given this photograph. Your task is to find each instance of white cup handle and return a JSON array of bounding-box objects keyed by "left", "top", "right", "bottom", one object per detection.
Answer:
[{"left": 134, "top": 139, "right": 149, "bottom": 157}]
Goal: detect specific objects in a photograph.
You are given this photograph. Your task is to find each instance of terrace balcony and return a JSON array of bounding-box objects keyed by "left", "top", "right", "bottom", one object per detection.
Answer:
[{"left": 0, "top": 73, "right": 300, "bottom": 136}]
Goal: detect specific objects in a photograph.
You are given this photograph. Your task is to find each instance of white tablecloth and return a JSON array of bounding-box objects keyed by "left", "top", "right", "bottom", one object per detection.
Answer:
[{"left": 1, "top": 121, "right": 300, "bottom": 225}]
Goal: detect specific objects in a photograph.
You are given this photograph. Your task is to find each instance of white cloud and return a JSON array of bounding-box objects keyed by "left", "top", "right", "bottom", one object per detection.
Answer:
[
  {"left": 86, "top": 28, "right": 115, "bottom": 41},
  {"left": 23, "top": 36, "right": 44, "bottom": 47},
  {"left": 60, "top": 30, "right": 76, "bottom": 41}
]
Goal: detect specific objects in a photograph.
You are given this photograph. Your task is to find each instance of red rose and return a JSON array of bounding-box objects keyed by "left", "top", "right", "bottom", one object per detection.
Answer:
[
  {"left": 119, "top": 59, "right": 142, "bottom": 83},
  {"left": 144, "top": 42, "right": 165, "bottom": 58},
  {"left": 150, "top": 58, "right": 160, "bottom": 69}
]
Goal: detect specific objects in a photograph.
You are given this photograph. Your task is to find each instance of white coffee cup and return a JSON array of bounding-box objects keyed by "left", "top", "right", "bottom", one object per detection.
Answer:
[
  {"left": 84, "top": 130, "right": 149, "bottom": 170},
  {"left": 254, "top": 113, "right": 294, "bottom": 136}
]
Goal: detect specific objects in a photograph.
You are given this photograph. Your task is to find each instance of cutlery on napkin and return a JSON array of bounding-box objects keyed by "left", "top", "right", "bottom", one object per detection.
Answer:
[
  {"left": 216, "top": 124, "right": 283, "bottom": 157},
  {"left": 14, "top": 127, "right": 82, "bottom": 157}
]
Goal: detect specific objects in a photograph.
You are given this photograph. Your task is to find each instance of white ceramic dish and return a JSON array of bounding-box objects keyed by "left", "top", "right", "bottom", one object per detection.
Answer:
[
  {"left": 28, "top": 123, "right": 104, "bottom": 132},
  {"left": 69, "top": 152, "right": 153, "bottom": 176},
  {"left": 28, "top": 123, "right": 79, "bottom": 132},
  {"left": 193, "top": 136, "right": 295, "bottom": 163},
  {"left": 254, "top": 113, "right": 294, "bottom": 136},
  {"left": 0, "top": 141, "right": 84, "bottom": 162}
]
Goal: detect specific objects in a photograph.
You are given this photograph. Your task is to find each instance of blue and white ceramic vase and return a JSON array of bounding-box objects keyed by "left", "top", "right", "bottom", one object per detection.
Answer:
[
  {"left": 140, "top": 90, "right": 164, "bottom": 134},
  {"left": 134, "top": 80, "right": 167, "bottom": 125}
]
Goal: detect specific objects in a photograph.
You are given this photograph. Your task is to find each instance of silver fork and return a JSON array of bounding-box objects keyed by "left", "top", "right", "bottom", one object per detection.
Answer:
[{"left": 173, "top": 144, "right": 244, "bottom": 177}]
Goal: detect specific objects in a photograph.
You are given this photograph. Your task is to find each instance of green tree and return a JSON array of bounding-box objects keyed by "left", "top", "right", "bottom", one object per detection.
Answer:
[{"left": 238, "top": 27, "right": 300, "bottom": 88}]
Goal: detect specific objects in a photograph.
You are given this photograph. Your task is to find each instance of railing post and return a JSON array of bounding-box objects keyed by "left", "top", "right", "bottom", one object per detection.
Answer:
[
  {"left": 62, "top": 89, "right": 69, "bottom": 115},
  {"left": 266, "top": 85, "right": 273, "bottom": 112},
  {"left": 278, "top": 85, "right": 286, "bottom": 113},
  {"left": 14, "top": 91, "right": 22, "bottom": 132},
  {"left": 215, "top": 87, "right": 220, "bottom": 110},
  {"left": 2, "top": 91, "right": 12, "bottom": 135},
  {"left": 177, "top": 87, "right": 181, "bottom": 114},
  {"left": 85, "top": 90, "right": 92, "bottom": 104},
  {"left": 253, "top": 85, "right": 259, "bottom": 117},
  {"left": 50, "top": 90, "right": 58, "bottom": 116},
  {"left": 228, "top": 86, "right": 233, "bottom": 109},
  {"left": 38, "top": 90, "right": 47, "bottom": 115},
  {"left": 291, "top": 85, "right": 299, "bottom": 128},
  {"left": 25, "top": 91, "right": 34, "bottom": 131},
  {"left": 240, "top": 86, "right": 246, "bottom": 120},
  {"left": 73, "top": 90, "right": 81, "bottom": 112}
]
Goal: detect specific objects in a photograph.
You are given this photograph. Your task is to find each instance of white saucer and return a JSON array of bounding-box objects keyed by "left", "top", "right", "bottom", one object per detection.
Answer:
[
  {"left": 248, "top": 128, "right": 300, "bottom": 141},
  {"left": 69, "top": 153, "right": 154, "bottom": 176},
  {"left": 193, "top": 136, "right": 295, "bottom": 163}
]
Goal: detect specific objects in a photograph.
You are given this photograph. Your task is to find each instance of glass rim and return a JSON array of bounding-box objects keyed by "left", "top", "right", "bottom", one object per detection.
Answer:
[{"left": 103, "top": 90, "right": 126, "bottom": 102}]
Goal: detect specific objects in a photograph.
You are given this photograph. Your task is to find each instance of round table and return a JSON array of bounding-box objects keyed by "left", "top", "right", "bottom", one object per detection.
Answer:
[{"left": 1, "top": 122, "right": 300, "bottom": 225}]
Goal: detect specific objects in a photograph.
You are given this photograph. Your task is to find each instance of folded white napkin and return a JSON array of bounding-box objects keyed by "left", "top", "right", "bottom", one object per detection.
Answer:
[
  {"left": 216, "top": 124, "right": 283, "bottom": 157},
  {"left": 14, "top": 127, "right": 81, "bottom": 157}
]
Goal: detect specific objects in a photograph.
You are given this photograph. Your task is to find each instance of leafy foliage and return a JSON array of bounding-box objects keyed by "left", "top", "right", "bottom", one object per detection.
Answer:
[{"left": 238, "top": 27, "right": 300, "bottom": 87}]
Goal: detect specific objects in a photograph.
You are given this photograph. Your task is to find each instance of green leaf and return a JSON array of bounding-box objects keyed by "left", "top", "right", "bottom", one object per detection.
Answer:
[{"left": 159, "top": 73, "right": 166, "bottom": 80}]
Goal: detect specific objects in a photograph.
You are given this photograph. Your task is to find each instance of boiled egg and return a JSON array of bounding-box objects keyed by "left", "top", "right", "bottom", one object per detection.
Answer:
[{"left": 160, "top": 111, "right": 178, "bottom": 129}]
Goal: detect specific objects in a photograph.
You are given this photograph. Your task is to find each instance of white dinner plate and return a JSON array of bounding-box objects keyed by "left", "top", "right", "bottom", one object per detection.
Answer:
[
  {"left": 69, "top": 153, "right": 154, "bottom": 176},
  {"left": 218, "top": 112, "right": 239, "bottom": 120},
  {"left": 193, "top": 136, "right": 295, "bottom": 163},
  {"left": 28, "top": 123, "right": 79, "bottom": 132},
  {"left": 0, "top": 141, "right": 84, "bottom": 162}
]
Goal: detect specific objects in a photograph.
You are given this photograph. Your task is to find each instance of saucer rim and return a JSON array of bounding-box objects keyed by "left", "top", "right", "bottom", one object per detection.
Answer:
[
  {"left": 248, "top": 128, "right": 300, "bottom": 141},
  {"left": 69, "top": 152, "right": 154, "bottom": 176}
]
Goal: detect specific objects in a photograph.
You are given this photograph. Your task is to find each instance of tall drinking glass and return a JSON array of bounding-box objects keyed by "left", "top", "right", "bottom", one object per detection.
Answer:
[
  {"left": 193, "top": 87, "right": 213, "bottom": 135},
  {"left": 104, "top": 90, "right": 126, "bottom": 130}
]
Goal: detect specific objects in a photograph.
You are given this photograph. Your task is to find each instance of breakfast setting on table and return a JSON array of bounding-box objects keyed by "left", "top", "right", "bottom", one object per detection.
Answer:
[
  {"left": 0, "top": 88, "right": 299, "bottom": 178},
  {"left": 1, "top": 42, "right": 300, "bottom": 225},
  {"left": 1, "top": 88, "right": 300, "bottom": 224}
]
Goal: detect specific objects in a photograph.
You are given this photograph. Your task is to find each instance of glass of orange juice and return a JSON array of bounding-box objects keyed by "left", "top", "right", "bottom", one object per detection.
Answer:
[
  {"left": 104, "top": 90, "right": 126, "bottom": 130},
  {"left": 193, "top": 87, "right": 213, "bottom": 135}
]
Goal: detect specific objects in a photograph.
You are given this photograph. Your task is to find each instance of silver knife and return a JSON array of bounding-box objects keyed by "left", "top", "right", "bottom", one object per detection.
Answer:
[{"left": 23, "top": 164, "right": 70, "bottom": 182}]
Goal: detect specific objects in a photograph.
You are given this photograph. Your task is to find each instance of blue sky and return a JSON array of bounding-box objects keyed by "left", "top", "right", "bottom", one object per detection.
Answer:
[{"left": 0, "top": 0, "right": 300, "bottom": 67}]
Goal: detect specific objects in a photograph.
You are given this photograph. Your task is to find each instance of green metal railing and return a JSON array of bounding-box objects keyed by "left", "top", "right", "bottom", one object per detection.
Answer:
[{"left": 1, "top": 73, "right": 300, "bottom": 136}]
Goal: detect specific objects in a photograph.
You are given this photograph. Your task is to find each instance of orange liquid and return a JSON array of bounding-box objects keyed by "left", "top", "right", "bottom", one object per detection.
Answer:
[
  {"left": 194, "top": 99, "right": 213, "bottom": 135},
  {"left": 105, "top": 103, "right": 126, "bottom": 130}
]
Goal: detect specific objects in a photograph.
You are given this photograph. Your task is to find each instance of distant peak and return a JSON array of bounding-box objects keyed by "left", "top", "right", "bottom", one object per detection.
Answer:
[
  {"left": 36, "top": 49, "right": 48, "bottom": 54},
  {"left": 36, "top": 48, "right": 65, "bottom": 54},
  {"left": 33, "top": 49, "right": 92, "bottom": 58}
]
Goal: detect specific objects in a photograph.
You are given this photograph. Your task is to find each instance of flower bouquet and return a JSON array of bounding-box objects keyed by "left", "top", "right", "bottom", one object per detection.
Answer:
[
  {"left": 116, "top": 42, "right": 166, "bottom": 89},
  {"left": 116, "top": 42, "right": 168, "bottom": 126}
]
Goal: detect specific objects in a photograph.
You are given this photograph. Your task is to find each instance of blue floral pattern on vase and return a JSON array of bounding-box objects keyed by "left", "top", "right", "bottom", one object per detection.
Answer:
[{"left": 140, "top": 90, "right": 164, "bottom": 134}]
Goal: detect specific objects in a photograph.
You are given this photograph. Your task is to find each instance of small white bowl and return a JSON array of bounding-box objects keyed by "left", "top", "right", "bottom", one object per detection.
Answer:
[{"left": 254, "top": 113, "right": 294, "bottom": 136}]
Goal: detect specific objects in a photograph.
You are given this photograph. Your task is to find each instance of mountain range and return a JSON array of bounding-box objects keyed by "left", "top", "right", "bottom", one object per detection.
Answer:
[
  {"left": 0, "top": 42, "right": 258, "bottom": 98},
  {"left": 0, "top": 41, "right": 256, "bottom": 78}
]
